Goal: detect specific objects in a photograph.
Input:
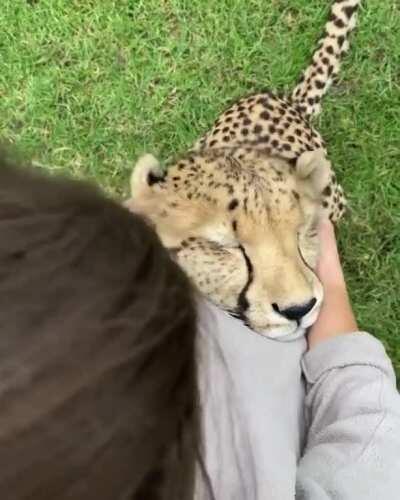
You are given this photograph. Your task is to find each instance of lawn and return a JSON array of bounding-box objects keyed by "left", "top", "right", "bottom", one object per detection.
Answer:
[{"left": 0, "top": 0, "right": 399, "bottom": 372}]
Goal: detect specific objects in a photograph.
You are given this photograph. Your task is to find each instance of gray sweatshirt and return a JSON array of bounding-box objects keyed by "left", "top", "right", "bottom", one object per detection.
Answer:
[{"left": 196, "top": 301, "right": 400, "bottom": 499}]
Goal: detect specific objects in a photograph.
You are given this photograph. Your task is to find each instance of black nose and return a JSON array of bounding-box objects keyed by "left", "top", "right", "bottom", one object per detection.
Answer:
[{"left": 272, "top": 298, "right": 317, "bottom": 322}]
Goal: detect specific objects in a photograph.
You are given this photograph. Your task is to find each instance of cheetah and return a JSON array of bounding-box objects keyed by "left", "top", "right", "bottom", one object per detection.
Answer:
[{"left": 127, "top": 0, "right": 361, "bottom": 341}]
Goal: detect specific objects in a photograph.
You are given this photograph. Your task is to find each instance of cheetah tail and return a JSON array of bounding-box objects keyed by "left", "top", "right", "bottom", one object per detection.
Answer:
[{"left": 291, "top": 0, "right": 361, "bottom": 118}]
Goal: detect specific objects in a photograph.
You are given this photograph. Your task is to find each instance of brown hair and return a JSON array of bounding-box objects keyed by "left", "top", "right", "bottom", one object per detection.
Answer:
[{"left": 0, "top": 153, "right": 198, "bottom": 499}]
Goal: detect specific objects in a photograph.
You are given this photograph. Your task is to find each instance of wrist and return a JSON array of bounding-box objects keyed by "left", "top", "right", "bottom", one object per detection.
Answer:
[{"left": 308, "top": 287, "right": 358, "bottom": 349}]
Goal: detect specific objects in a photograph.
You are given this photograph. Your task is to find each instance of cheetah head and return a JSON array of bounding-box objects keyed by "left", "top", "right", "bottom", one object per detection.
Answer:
[{"left": 126, "top": 148, "right": 332, "bottom": 341}]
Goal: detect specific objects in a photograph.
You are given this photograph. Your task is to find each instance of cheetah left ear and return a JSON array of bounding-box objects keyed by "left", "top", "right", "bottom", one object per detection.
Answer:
[
  {"left": 130, "top": 154, "right": 166, "bottom": 198},
  {"left": 124, "top": 154, "right": 167, "bottom": 217},
  {"left": 296, "top": 149, "right": 332, "bottom": 196}
]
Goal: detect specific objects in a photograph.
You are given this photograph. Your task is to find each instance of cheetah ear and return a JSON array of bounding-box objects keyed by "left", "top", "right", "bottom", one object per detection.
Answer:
[
  {"left": 296, "top": 149, "right": 332, "bottom": 196},
  {"left": 124, "top": 154, "right": 166, "bottom": 215},
  {"left": 125, "top": 155, "right": 206, "bottom": 246},
  {"left": 130, "top": 154, "right": 166, "bottom": 198}
]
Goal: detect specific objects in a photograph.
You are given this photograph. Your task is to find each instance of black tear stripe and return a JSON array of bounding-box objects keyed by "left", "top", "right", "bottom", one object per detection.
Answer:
[{"left": 237, "top": 244, "right": 254, "bottom": 319}]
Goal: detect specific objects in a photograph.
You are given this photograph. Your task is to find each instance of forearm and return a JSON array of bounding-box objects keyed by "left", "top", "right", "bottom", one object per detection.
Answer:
[
  {"left": 307, "top": 282, "right": 357, "bottom": 349},
  {"left": 307, "top": 220, "right": 357, "bottom": 350}
]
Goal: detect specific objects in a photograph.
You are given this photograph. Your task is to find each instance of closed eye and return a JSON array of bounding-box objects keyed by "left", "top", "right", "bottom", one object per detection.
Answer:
[
  {"left": 218, "top": 239, "right": 240, "bottom": 249},
  {"left": 203, "top": 233, "right": 238, "bottom": 248},
  {"left": 205, "top": 220, "right": 240, "bottom": 248},
  {"left": 298, "top": 217, "right": 319, "bottom": 238}
]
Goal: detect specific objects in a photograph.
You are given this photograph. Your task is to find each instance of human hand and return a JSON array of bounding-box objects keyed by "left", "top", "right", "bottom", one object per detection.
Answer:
[{"left": 307, "top": 220, "right": 358, "bottom": 350}]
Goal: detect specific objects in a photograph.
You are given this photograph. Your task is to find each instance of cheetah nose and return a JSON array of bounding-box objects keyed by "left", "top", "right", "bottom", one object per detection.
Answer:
[{"left": 272, "top": 298, "right": 317, "bottom": 322}]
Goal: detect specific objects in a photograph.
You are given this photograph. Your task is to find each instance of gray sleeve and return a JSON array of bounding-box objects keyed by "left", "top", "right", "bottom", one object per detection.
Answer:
[{"left": 296, "top": 333, "right": 400, "bottom": 500}]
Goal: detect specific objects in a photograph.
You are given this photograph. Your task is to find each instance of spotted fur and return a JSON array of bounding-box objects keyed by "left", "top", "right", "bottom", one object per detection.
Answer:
[{"left": 127, "top": 0, "right": 361, "bottom": 340}]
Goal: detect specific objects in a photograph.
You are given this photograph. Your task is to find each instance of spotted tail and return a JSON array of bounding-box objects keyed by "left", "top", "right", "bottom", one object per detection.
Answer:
[{"left": 291, "top": 0, "right": 361, "bottom": 118}]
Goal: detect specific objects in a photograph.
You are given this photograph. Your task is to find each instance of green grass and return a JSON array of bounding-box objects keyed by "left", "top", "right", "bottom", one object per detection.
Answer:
[{"left": 0, "top": 0, "right": 399, "bottom": 372}]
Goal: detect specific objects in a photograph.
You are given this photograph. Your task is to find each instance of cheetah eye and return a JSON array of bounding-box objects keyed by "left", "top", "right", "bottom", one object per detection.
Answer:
[
  {"left": 297, "top": 227, "right": 315, "bottom": 243},
  {"left": 298, "top": 213, "right": 318, "bottom": 234},
  {"left": 307, "top": 216, "right": 319, "bottom": 235}
]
